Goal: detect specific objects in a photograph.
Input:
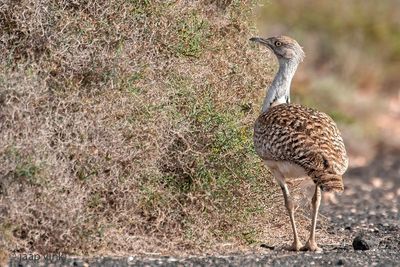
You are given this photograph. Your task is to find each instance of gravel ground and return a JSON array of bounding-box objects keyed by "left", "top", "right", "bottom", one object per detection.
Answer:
[{"left": 8, "top": 147, "right": 399, "bottom": 267}]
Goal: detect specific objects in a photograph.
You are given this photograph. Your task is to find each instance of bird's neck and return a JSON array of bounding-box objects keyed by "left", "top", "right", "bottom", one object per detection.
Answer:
[{"left": 262, "top": 60, "right": 299, "bottom": 113}]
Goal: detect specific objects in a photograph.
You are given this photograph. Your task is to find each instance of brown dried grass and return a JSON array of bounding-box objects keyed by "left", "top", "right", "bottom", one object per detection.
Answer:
[{"left": 0, "top": 0, "right": 337, "bottom": 256}]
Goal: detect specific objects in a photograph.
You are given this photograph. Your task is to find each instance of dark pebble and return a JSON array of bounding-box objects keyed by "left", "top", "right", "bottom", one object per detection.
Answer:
[
  {"left": 260, "top": 244, "right": 275, "bottom": 250},
  {"left": 353, "top": 235, "right": 370, "bottom": 251},
  {"left": 336, "top": 259, "right": 345, "bottom": 265}
]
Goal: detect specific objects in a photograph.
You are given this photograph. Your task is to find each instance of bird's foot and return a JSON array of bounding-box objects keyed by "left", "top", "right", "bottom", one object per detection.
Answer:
[
  {"left": 285, "top": 241, "right": 303, "bottom": 251},
  {"left": 300, "top": 240, "right": 322, "bottom": 252}
]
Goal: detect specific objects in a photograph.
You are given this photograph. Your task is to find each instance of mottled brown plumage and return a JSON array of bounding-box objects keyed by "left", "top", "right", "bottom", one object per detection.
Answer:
[
  {"left": 254, "top": 104, "right": 348, "bottom": 191},
  {"left": 250, "top": 35, "right": 348, "bottom": 252}
]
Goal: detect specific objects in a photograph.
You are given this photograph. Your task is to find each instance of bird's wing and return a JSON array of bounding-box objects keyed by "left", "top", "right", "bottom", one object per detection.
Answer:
[{"left": 254, "top": 104, "right": 348, "bottom": 175}]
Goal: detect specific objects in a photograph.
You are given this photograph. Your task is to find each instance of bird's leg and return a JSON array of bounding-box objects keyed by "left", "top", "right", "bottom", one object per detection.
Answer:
[
  {"left": 301, "top": 185, "right": 322, "bottom": 252},
  {"left": 280, "top": 182, "right": 302, "bottom": 251},
  {"left": 274, "top": 174, "right": 302, "bottom": 251}
]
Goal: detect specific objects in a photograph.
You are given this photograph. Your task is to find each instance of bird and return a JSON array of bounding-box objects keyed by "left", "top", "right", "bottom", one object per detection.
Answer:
[{"left": 249, "top": 36, "right": 348, "bottom": 252}]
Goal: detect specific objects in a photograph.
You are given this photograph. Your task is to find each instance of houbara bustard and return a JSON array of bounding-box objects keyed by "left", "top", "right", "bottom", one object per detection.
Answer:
[{"left": 250, "top": 36, "right": 348, "bottom": 252}]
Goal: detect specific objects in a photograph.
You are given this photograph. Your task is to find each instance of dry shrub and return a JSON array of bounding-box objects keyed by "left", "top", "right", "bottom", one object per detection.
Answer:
[{"left": 0, "top": 0, "right": 333, "bottom": 256}]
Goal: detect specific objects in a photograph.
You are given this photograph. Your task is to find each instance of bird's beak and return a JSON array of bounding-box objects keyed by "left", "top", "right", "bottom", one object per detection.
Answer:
[{"left": 249, "top": 37, "right": 271, "bottom": 47}]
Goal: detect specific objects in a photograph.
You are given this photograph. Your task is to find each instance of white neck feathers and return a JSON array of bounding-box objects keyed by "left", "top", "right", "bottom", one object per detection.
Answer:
[{"left": 262, "top": 59, "right": 299, "bottom": 113}]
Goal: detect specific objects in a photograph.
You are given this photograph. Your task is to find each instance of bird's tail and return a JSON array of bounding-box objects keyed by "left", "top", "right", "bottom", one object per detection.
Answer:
[{"left": 308, "top": 170, "right": 344, "bottom": 192}]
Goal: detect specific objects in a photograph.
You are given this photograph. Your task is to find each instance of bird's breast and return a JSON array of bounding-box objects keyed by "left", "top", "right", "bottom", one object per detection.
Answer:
[{"left": 265, "top": 160, "right": 308, "bottom": 179}]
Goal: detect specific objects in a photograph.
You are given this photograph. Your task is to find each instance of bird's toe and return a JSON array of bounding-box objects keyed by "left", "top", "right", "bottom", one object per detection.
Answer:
[
  {"left": 300, "top": 241, "right": 322, "bottom": 252},
  {"left": 285, "top": 241, "right": 303, "bottom": 251}
]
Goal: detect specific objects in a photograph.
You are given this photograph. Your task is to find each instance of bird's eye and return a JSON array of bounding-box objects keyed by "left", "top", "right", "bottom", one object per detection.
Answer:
[{"left": 275, "top": 41, "right": 282, "bottom": 47}]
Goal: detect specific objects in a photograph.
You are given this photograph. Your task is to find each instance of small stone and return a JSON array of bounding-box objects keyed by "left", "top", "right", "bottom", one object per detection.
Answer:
[
  {"left": 260, "top": 244, "right": 274, "bottom": 250},
  {"left": 371, "top": 177, "right": 383, "bottom": 188},
  {"left": 353, "top": 234, "right": 371, "bottom": 250},
  {"left": 336, "top": 259, "right": 345, "bottom": 265},
  {"left": 384, "top": 192, "right": 395, "bottom": 200}
]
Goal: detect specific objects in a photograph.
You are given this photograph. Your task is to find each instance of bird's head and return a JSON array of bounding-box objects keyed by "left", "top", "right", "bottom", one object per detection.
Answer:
[{"left": 250, "top": 36, "right": 305, "bottom": 64}]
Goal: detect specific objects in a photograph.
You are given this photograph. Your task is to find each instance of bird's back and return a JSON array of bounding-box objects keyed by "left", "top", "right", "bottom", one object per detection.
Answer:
[{"left": 254, "top": 104, "right": 348, "bottom": 191}]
